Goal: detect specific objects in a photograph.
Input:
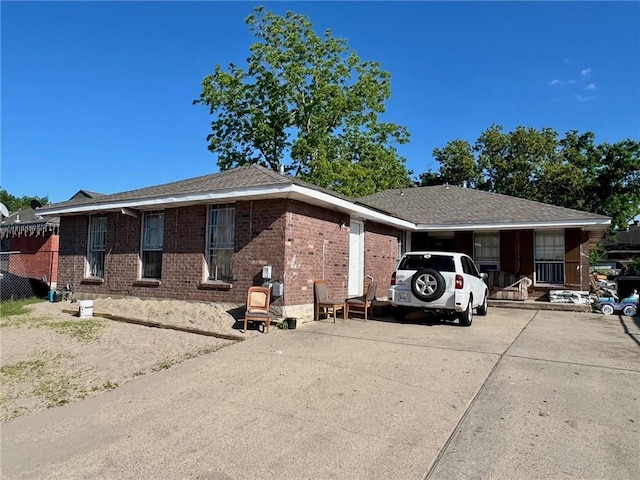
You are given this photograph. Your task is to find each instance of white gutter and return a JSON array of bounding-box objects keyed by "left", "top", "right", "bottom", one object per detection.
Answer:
[
  {"left": 38, "top": 183, "right": 415, "bottom": 230},
  {"left": 416, "top": 219, "right": 611, "bottom": 231}
]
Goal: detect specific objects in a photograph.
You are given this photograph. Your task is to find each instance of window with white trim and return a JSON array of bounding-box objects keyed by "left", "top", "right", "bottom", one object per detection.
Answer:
[
  {"left": 87, "top": 216, "right": 107, "bottom": 278},
  {"left": 474, "top": 232, "right": 500, "bottom": 273},
  {"left": 206, "top": 204, "right": 235, "bottom": 282},
  {"left": 535, "top": 231, "right": 565, "bottom": 284},
  {"left": 141, "top": 211, "right": 164, "bottom": 279}
]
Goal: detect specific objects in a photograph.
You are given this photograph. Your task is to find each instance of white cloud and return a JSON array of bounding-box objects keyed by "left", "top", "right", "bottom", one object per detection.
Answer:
[
  {"left": 575, "top": 94, "right": 594, "bottom": 102},
  {"left": 563, "top": 58, "right": 571, "bottom": 64},
  {"left": 585, "top": 83, "right": 596, "bottom": 90},
  {"left": 548, "top": 79, "right": 562, "bottom": 86},
  {"left": 581, "top": 68, "right": 592, "bottom": 76}
]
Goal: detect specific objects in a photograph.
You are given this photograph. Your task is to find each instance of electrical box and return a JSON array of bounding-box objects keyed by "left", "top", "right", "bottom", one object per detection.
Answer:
[
  {"left": 272, "top": 281, "right": 284, "bottom": 297},
  {"left": 262, "top": 265, "right": 272, "bottom": 280}
]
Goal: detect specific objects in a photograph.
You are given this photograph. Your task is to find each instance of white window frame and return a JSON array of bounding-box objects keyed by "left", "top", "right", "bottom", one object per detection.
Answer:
[
  {"left": 140, "top": 211, "right": 164, "bottom": 279},
  {"left": 87, "top": 215, "right": 107, "bottom": 278},
  {"left": 474, "top": 232, "right": 500, "bottom": 272},
  {"left": 534, "top": 230, "right": 565, "bottom": 285},
  {"left": 206, "top": 204, "right": 235, "bottom": 282}
]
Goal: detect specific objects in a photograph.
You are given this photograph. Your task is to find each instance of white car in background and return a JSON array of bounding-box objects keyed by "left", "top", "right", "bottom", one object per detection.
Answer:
[{"left": 388, "top": 251, "right": 489, "bottom": 326}]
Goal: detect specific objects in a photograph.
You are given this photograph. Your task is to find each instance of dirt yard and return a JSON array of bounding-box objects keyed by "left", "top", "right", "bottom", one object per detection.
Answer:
[{"left": 0, "top": 297, "right": 278, "bottom": 422}]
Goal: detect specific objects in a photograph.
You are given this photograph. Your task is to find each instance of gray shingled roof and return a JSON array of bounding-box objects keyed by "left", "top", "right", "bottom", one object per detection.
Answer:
[
  {"left": 357, "top": 185, "right": 610, "bottom": 225},
  {"left": 38, "top": 165, "right": 352, "bottom": 212}
]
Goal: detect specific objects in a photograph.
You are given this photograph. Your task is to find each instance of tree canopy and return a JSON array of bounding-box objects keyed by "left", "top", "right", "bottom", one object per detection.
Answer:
[
  {"left": 420, "top": 125, "right": 640, "bottom": 229},
  {"left": 0, "top": 188, "right": 49, "bottom": 214},
  {"left": 194, "top": 6, "right": 412, "bottom": 197}
]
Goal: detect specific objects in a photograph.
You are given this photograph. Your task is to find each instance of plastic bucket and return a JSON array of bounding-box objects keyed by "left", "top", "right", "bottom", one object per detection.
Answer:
[{"left": 78, "top": 300, "right": 94, "bottom": 318}]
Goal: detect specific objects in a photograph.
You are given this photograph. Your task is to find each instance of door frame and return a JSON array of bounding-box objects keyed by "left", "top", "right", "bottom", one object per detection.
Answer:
[{"left": 348, "top": 219, "right": 364, "bottom": 296}]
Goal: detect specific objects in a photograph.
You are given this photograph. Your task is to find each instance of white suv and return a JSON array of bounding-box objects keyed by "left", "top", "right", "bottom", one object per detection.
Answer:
[{"left": 388, "top": 251, "right": 489, "bottom": 326}]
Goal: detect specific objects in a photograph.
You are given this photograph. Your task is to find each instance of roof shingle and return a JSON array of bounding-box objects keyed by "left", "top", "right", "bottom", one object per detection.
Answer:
[{"left": 357, "top": 185, "right": 609, "bottom": 225}]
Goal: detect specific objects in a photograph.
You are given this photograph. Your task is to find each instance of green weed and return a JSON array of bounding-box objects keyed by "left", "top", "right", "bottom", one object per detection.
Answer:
[
  {"left": 153, "top": 360, "right": 175, "bottom": 371},
  {"left": 0, "top": 298, "right": 44, "bottom": 318},
  {"left": 0, "top": 315, "right": 105, "bottom": 343},
  {"left": 48, "top": 319, "right": 105, "bottom": 342},
  {"left": 0, "top": 351, "right": 78, "bottom": 410}
]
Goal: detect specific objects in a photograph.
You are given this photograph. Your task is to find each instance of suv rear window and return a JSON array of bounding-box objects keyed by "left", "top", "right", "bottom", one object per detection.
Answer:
[{"left": 398, "top": 254, "right": 455, "bottom": 272}]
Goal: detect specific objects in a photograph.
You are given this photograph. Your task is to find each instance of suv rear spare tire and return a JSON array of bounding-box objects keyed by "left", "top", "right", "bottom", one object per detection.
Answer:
[{"left": 411, "top": 268, "right": 446, "bottom": 302}]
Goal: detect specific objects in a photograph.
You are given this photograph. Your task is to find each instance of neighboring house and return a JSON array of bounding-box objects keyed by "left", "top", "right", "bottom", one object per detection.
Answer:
[
  {"left": 36, "top": 165, "right": 610, "bottom": 315},
  {"left": 0, "top": 207, "right": 60, "bottom": 290},
  {"left": 0, "top": 190, "right": 102, "bottom": 294},
  {"left": 601, "top": 221, "right": 640, "bottom": 268}
]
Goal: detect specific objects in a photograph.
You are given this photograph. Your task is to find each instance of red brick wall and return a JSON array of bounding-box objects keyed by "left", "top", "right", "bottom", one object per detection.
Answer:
[
  {"left": 283, "top": 201, "right": 350, "bottom": 305},
  {"left": 234, "top": 200, "right": 287, "bottom": 298},
  {"left": 7, "top": 233, "right": 58, "bottom": 283},
  {"left": 364, "top": 222, "right": 399, "bottom": 300},
  {"left": 58, "top": 202, "right": 288, "bottom": 304},
  {"left": 58, "top": 215, "right": 88, "bottom": 288},
  {"left": 56, "top": 200, "right": 400, "bottom": 306}
]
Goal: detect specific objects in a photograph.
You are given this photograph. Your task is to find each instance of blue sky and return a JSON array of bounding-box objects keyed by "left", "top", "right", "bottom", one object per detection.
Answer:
[{"left": 2, "top": 1, "right": 639, "bottom": 203}]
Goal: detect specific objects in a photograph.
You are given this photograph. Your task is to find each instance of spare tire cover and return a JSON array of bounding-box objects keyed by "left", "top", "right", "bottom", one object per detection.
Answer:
[{"left": 411, "top": 268, "right": 446, "bottom": 302}]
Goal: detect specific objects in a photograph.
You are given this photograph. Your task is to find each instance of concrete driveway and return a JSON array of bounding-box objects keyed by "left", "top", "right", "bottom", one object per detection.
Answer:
[{"left": 2, "top": 308, "right": 639, "bottom": 479}]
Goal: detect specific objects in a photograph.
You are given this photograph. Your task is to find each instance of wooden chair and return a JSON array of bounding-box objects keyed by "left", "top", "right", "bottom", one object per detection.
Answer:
[
  {"left": 344, "top": 282, "right": 377, "bottom": 321},
  {"left": 244, "top": 286, "right": 272, "bottom": 333},
  {"left": 314, "top": 280, "right": 344, "bottom": 322}
]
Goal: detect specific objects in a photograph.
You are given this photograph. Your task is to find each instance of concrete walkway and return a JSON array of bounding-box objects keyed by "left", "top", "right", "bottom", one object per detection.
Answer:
[{"left": 2, "top": 309, "right": 638, "bottom": 479}]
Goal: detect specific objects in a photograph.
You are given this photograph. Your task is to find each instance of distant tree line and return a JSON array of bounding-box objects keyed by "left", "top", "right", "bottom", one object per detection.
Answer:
[
  {"left": 420, "top": 126, "right": 640, "bottom": 230},
  {"left": 0, "top": 188, "right": 49, "bottom": 214}
]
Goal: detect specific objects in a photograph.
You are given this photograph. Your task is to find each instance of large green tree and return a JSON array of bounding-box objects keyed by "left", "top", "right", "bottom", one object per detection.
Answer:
[
  {"left": 194, "top": 6, "right": 412, "bottom": 197},
  {"left": 421, "top": 126, "right": 640, "bottom": 229},
  {"left": 0, "top": 188, "right": 48, "bottom": 214}
]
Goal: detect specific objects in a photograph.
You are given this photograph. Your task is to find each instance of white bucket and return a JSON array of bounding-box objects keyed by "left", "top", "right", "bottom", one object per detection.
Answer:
[{"left": 78, "top": 300, "right": 94, "bottom": 318}]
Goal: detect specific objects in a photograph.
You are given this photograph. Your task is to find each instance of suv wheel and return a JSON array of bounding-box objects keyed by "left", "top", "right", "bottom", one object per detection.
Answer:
[
  {"left": 392, "top": 306, "right": 408, "bottom": 322},
  {"left": 411, "top": 268, "right": 446, "bottom": 302},
  {"left": 459, "top": 298, "right": 473, "bottom": 326},
  {"left": 477, "top": 293, "right": 488, "bottom": 316}
]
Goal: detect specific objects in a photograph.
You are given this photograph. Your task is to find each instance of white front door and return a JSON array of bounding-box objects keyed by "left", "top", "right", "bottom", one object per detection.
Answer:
[{"left": 348, "top": 219, "right": 364, "bottom": 296}]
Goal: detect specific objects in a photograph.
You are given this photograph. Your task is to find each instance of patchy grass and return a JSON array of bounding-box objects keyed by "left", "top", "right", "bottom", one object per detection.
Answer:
[
  {"left": 0, "top": 298, "right": 45, "bottom": 318},
  {"left": 151, "top": 345, "right": 226, "bottom": 372},
  {"left": 0, "top": 351, "right": 123, "bottom": 420},
  {"left": 0, "top": 357, "right": 49, "bottom": 380},
  {"left": 184, "top": 344, "right": 226, "bottom": 359},
  {"left": 0, "top": 351, "right": 81, "bottom": 418},
  {"left": 48, "top": 319, "right": 105, "bottom": 342},
  {"left": 0, "top": 315, "right": 105, "bottom": 343},
  {"left": 153, "top": 360, "right": 175, "bottom": 371},
  {"left": 91, "top": 381, "right": 119, "bottom": 392}
]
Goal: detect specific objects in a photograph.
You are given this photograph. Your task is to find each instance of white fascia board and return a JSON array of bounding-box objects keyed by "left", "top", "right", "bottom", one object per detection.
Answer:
[
  {"left": 287, "top": 185, "right": 414, "bottom": 229},
  {"left": 415, "top": 219, "right": 611, "bottom": 231},
  {"left": 38, "top": 183, "right": 415, "bottom": 229},
  {"left": 37, "top": 184, "right": 295, "bottom": 216}
]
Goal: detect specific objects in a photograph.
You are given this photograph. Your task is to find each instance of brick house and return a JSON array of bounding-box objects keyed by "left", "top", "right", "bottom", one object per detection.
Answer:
[
  {"left": 0, "top": 207, "right": 60, "bottom": 288},
  {"left": 36, "top": 165, "right": 610, "bottom": 315}
]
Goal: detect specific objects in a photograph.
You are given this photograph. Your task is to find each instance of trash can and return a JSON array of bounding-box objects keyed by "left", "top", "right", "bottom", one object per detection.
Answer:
[{"left": 616, "top": 276, "right": 640, "bottom": 300}]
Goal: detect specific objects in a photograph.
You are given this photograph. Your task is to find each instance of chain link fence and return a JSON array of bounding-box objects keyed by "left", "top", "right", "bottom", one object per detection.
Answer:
[{"left": 0, "top": 251, "right": 53, "bottom": 301}]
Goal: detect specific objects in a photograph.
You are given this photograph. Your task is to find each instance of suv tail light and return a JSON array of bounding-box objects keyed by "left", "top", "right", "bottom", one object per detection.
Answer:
[
  {"left": 455, "top": 274, "right": 464, "bottom": 289},
  {"left": 391, "top": 272, "right": 397, "bottom": 285}
]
